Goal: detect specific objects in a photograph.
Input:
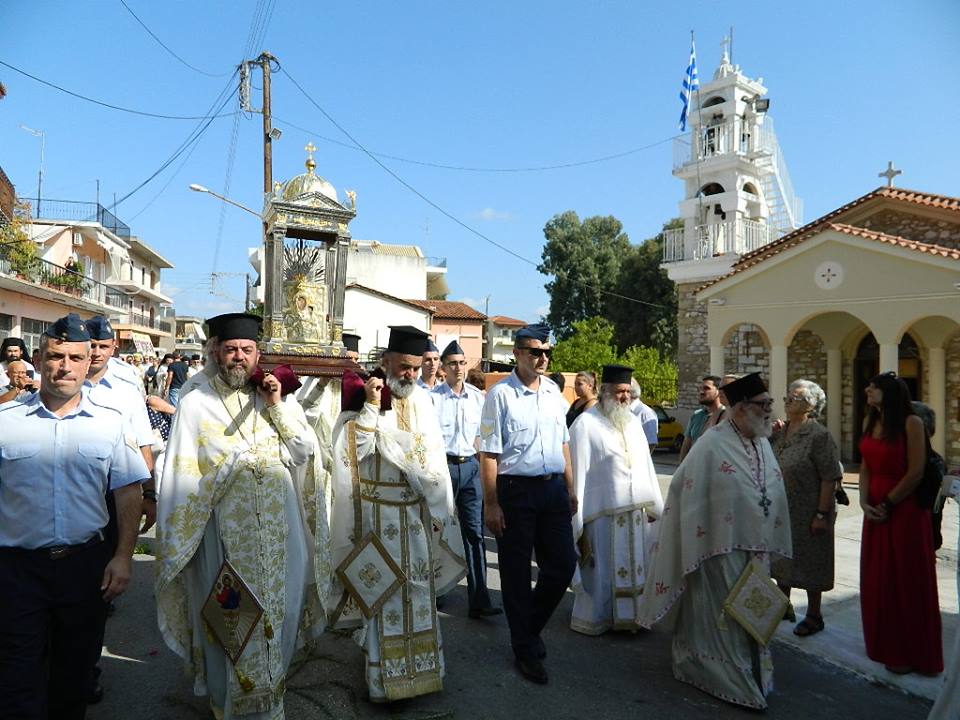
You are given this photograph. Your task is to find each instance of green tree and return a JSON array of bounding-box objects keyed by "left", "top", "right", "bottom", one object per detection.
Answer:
[
  {"left": 549, "top": 317, "right": 619, "bottom": 374},
  {"left": 608, "top": 219, "right": 681, "bottom": 359},
  {"left": 538, "top": 212, "right": 629, "bottom": 340}
]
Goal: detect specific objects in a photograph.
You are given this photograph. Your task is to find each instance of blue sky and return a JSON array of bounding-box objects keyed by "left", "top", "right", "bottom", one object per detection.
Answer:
[{"left": 2, "top": 1, "right": 958, "bottom": 322}]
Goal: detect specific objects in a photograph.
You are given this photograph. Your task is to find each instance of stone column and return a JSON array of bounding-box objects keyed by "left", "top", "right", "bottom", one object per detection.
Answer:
[
  {"left": 928, "top": 346, "right": 946, "bottom": 456},
  {"left": 879, "top": 342, "right": 898, "bottom": 374},
  {"left": 770, "top": 344, "right": 788, "bottom": 419},
  {"left": 710, "top": 345, "right": 724, "bottom": 376},
  {"left": 826, "top": 348, "right": 842, "bottom": 448}
]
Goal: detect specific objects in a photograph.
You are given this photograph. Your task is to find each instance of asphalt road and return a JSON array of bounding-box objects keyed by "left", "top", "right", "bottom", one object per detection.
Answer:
[{"left": 90, "top": 547, "right": 932, "bottom": 720}]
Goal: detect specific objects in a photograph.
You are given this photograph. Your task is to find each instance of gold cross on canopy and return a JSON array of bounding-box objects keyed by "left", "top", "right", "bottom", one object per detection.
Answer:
[
  {"left": 878, "top": 161, "right": 902, "bottom": 188},
  {"left": 304, "top": 141, "right": 317, "bottom": 172}
]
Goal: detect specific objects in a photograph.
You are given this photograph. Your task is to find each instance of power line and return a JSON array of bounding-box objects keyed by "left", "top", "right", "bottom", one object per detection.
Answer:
[
  {"left": 0, "top": 59, "right": 239, "bottom": 120},
  {"left": 118, "top": 0, "right": 230, "bottom": 78},
  {"left": 273, "top": 114, "right": 677, "bottom": 173},
  {"left": 281, "top": 67, "right": 671, "bottom": 310}
]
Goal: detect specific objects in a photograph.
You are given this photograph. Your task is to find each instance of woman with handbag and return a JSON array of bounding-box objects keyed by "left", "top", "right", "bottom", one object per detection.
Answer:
[
  {"left": 771, "top": 379, "right": 842, "bottom": 636},
  {"left": 859, "top": 372, "right": 942, "bottom": 676}
]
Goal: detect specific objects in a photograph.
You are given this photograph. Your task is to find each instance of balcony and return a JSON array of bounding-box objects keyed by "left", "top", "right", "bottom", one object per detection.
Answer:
[
  {"left": 17, "top": 197, "right": 131, "bottom": 239},
  {"left": 662, "top": 218, "right": 777, "bottom": 263},
  {"left": 113, "top": 311, "right": 174, "bottom": 335},
  {"left": 672, "top": 118, "right": 775, "bottom": 171},
  {"left": 0, "top": 250, "right": 129, "bottom": 310}
]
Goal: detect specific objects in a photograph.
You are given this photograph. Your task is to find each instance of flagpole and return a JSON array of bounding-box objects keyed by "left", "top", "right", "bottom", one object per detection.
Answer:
[{"left": 692, "top": 30, "right": 705, "bottom": 245}]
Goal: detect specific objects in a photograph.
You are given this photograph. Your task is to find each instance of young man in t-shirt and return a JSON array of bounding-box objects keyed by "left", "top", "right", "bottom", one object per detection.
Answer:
[{"left": 164, "top": 353, "right": 190, "bottom": 407}]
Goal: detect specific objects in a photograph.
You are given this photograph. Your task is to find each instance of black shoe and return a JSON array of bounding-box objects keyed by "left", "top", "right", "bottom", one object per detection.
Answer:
[
  {"left": 533, "top": 636, "right": 546, "bottom": 659},
  {"left": 468, "top": 606, "right": 503, "bottom": 619},
  {"left": 87, "top": 681, "right": 104, "bottom": 704},
  {"left": 515, "top": 655, "right": 548, "bottom": 685}
]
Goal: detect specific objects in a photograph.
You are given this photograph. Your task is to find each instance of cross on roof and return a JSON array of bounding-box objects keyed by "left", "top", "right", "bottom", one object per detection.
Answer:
[
  {"left": 878, "top": 161, "right": 902, "bottom": 188},
  {"left": 305, "top": 141, "right": 316, "bottom": 158}
]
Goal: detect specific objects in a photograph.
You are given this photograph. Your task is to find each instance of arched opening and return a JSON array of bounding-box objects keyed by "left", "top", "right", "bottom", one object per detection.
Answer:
[
  {"left": 698, "top": 183, "right": 725, "bottom": 197},
  {"left": 742, "top": 182, "right": 759, "bottom": 196},
  {"left": 702, "top": 95, "right": 725, "bottom": 108},
  {"left": 852, "top": 332, "right": 921, "bottom": 460}
]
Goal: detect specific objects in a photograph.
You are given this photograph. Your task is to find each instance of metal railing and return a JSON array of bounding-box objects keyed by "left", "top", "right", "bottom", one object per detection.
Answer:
[
  {"left": 662, "top": 217, "right": 777, "bottom": 263},
  {"left": 120, "top": 312, "right": 173, "bottom": 333},
  {"left": 0, "top": 252, "right": 129, "bottom": 310},
  {"left": 17, "top": 197, "right": 131, "bottom": 239},
  {"left": 425, "top": 256, "right": 448, "bottom": 268}
]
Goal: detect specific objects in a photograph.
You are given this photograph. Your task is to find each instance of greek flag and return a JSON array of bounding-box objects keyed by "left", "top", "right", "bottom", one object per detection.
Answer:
[{"left": 678, "top": 39, "right": 699, "bottom": 131}]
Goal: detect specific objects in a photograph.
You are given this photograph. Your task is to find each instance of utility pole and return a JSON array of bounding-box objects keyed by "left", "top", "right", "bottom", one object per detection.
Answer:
[{"left": 258, "top": 51, "right": 276, "bottom": 194}]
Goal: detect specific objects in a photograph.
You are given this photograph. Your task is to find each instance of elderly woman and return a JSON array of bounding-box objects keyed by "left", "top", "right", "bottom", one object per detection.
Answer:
[{"left": 770, "top": 379, "right": 842, "bottom": 636}]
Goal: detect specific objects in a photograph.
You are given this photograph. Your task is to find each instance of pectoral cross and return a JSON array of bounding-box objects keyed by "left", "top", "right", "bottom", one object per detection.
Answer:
[
  {"left": 878, "top": 161, "right": 902, "bottom": 188},
  {"left": 758, "top": 493, "right": 772, "bottom": 517}
]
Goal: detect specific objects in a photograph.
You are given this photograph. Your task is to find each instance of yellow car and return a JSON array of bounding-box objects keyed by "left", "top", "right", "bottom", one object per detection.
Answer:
[{"left": 654, "top": 405, "right": 684, "bottom": 452}]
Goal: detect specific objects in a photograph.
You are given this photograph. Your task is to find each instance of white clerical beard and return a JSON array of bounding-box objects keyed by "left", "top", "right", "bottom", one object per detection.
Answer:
[
  {"left": 599, "top": 396, "right": 633, "bottom": 432},
  {"left": 743, "top": 411, "right": 773, "bottom": 438},
  {"left": 387, "top": 375, "right": 415, "bottom": 399}
]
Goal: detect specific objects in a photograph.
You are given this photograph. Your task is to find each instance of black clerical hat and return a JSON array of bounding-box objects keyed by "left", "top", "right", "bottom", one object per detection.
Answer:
[
  {"left": 721, "top": 372, "right": 768, "bottom": 405},
  {"left": 387, "top": 326, "right": 430, "bottom": 355},
  {"left": 441, "top": 340, "right": 464, "bottom": 358},
  {"left": 85, "top": 315, "right": 115, "bottom": 340},
  {"left": 45, "top": 313, "right": 91, "bottom": 342},
  {"left": 601, "top": 364, "right": 634, "bottom": 385},
  {"left": 206, "top": 313, "right": 262, "bottom": 342},
  {"left": 515, "top": 323, "right": 550, "bottom": 343},
  {"left": 342, "top": 333, "right": 360, "bottom": 353}
]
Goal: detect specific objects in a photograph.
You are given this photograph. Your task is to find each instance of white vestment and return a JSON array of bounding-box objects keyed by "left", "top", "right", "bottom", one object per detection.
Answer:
[
  {"left": 569, "top": 406, "right": 664, "bottom": 634},
  {"left": 330, "top": 387, "right": 466, "bottom": 701},
  {"left": 637, "top": 422, "right": 791, "bottom": 709},
  {"left": 156, "top": 376, "right": 330, "bottom": 719}
]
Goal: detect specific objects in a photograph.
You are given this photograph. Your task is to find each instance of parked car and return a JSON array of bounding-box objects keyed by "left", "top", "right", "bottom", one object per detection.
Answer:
[{"left": 653, "top": 405, "right": 684, "bottom": 452}]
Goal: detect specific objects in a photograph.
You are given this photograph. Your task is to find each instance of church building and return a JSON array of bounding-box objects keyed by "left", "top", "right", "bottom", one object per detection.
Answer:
[{"left": 662, "top": 45, "right": 960, "bottom": 465}]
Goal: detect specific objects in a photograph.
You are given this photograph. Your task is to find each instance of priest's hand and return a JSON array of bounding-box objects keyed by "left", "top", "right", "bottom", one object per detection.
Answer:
[
  {"left": 485, "top": 501, "right": 506, "bottom": 537},
  {"left": 364, "top": 376, "right": 383, "bottom": 405},
  {"left": 257, "top": 373, "right": 282, "bottom": 407}
]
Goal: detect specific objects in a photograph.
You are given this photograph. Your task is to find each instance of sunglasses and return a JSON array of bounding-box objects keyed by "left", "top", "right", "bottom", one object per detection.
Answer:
[
  {"left": 522, "top": 347, "right": 553, "bottom": 359},
  {"left": 743, "top": 399, "right": 774, "bottom": 410}
]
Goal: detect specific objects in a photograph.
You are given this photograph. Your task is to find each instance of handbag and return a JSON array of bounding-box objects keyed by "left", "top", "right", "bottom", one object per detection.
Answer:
[{"left": 834, "top": 484, "right": 850, "bottom": 506}]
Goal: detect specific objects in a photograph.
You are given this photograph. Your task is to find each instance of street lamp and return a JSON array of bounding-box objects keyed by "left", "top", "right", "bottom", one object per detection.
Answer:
[
  {"left": 19, "top": 124, "right": 44, "bottom": 216},
  {"left": 188, "top": 183, "right": 260, "bottom": 218}
]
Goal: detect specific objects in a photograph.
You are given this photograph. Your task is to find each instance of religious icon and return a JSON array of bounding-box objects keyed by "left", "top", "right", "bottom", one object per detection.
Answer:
[{"left": 201, "top": 560, "right": 265, "bottom": 665}]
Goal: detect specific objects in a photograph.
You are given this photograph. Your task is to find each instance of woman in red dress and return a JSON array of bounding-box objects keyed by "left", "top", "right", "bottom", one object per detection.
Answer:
[{"left": 859, "top": 372, "right": 942, "bottom": 675}]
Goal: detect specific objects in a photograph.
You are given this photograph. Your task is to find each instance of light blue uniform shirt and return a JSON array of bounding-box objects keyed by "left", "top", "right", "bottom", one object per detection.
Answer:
[
  {"left": 0, "top": 389, "right": 149, "bottom": 549},
  {"left": 85, "top": 366, "right": 155, "bottom": 448},
  {"left": 431, "top": 381, "right": 485, "bottom": 457},
  {"left": 479, "top": 372, "right": 569, "bottom": 476}
]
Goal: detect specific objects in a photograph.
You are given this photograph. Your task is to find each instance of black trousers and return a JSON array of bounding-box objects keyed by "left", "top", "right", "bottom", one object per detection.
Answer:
[
  {"left": 0, "top": 540, "right": 110, "bottom": 720},
  {"left": 495, "top": 473, "right": 576, "bottom": 659}
]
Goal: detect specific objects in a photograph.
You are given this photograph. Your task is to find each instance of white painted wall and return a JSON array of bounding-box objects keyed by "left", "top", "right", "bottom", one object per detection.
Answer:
[
  {"left": 343, "top": 287, "right": 431, "bottom": 360},
  {"left": 345, "top": 249, "right": 426, "bottom": 300}
]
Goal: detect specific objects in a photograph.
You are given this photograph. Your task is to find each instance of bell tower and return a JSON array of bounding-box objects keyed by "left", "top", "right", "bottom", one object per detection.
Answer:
[{"left": 661, "top": 41, "right": 803, "bottom": 409}]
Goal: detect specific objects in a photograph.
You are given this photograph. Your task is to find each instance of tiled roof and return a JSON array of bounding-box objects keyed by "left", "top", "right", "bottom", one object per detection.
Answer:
[
  {"left": 488, "top": 315, "right": 527, "bottom": 326},
  {"left": 873, "top": 186, "right": 960, "bottom": 212},
  {"left": 698, "top": 222, "right": 960, "bottom": 291},
  {"left": 404, "top": 299, "right": 486, "bottom": 321},
  {"left": 350, "top": 240, "right": 422, "bottom": 258},
  {"left": 346, "top": 283, "right": 435, "bottom": 312}
]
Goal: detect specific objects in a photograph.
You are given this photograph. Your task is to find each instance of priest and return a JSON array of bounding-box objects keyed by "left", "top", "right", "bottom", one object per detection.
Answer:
[
  {"left": 569, "top": 365, "right": 664, "bottom": 635},
  {"left": 637, "top": 372, "right": 791, "bottom": 710},
  {"left": 156, "top": 312, "right": 329, "bottom": 720},
  {"left": 329, "top": 325, "right": 465, "bottom": 702}
]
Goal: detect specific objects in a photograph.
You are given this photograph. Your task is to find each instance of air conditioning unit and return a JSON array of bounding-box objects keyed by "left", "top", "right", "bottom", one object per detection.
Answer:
[{"left": 72, "top": 231, "right": 83, "bottom": 247}]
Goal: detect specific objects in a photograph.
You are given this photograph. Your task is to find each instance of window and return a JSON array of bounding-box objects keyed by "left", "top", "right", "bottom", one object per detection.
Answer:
[
  {"left": 0, "top": 313, "right": 12, "bottom": 341},
  {"left": 21, "top": 318, "right": 50, "bottom": 354}
]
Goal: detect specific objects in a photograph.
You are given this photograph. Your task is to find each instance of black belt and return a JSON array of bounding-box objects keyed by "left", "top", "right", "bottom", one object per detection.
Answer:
[
  {"left": 8, "top": 531, "right": 105, "bottom": 561},
  {"left": 446, "top": 454, "right": 477, "bottom": 465},
  {"left": 498, "top": 473, "right": 555, "bottom": 482}
]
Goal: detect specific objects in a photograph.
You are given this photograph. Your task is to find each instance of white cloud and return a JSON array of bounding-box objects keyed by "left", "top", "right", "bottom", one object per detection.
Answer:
[
  {"left": 453, "top": 296, "right": 482, "bottom": 310},
  {"left": 475, "top": 208, "right": 513, "bottom": 222},
  {"left": 533, "top": 304, "right": 549, "bottom": 320}
]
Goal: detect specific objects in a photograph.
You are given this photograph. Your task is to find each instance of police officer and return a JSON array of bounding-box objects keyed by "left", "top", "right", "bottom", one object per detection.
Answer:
[
  {"left": 417, "top": 339, "right": 441, "bottom": 390},
  {"left": 0, "top": 313, "right": 149, "bottom": 719},
  {"left": 479, "top": 323, "right": 577, "bottom": 685},
  {"left": 431, "top": 340, "right": 502, "bottom": 619}
]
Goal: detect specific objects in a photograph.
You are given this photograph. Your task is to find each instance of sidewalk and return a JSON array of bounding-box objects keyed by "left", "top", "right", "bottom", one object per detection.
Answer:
[{"left": 653, "top": 463, "right": 958, "bottom": 701}]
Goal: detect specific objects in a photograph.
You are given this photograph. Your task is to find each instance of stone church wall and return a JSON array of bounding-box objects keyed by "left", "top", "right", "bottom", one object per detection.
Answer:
[
  {"left": 787, "top": 330, "right": 828, "bottom": 395},
  {"left": 840, "top": 358, "right": 856, "bottom": 463},
  {"left": 723, "top": 323, "right": 769, "bottom": 379},
  {"left": 857, "top": 209, "right": 960, "bottom": 250},
  {"left": 675, "top": 282, "right": 709, "bottom": 411},
  {"left": 946, "top": 331, "right": 960, "bottom": 469}
]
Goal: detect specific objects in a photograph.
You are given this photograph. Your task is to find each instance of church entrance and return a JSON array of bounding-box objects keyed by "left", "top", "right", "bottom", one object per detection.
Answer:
[{"left": 852, "top": 332, "right": 921, "bottom": 461}]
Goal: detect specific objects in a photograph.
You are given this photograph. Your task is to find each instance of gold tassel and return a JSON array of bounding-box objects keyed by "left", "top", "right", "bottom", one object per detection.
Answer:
[
  {"left": 264, "top": 618, "right": 274, "bottom": 640},
  {"left": 236, "top": 671, "right": 255, "bottom": 693}
]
